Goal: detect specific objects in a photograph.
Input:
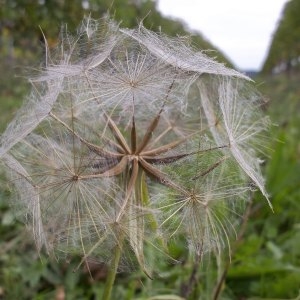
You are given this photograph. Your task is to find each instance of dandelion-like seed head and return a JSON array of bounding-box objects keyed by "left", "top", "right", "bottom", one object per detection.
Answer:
[{"left": 0, "top": 16, "right": 270, "bottom": 278}]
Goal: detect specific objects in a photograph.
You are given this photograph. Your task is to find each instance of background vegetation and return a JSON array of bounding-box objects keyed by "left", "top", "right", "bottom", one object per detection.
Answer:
[
  {"left": 0, "top": 0, "right": 299, "bottom": 299},
  {"left": 262, "top": 0, "right": 300, "bottom": 74}
]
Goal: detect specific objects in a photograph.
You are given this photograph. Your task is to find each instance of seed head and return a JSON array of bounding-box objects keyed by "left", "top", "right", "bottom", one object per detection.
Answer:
[{"left": 0, "top": 17, "right": 270, "bottom": 273}]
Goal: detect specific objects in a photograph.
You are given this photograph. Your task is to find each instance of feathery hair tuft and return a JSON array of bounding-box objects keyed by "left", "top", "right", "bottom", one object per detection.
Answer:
[{"left": 1, "top": 17, "right": 270, "bottom": 278}]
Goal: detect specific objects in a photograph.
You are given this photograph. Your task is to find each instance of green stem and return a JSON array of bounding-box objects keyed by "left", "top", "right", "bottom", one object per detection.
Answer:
[{"left": 102, "top": 240, "right": 123, "bottom": 300}]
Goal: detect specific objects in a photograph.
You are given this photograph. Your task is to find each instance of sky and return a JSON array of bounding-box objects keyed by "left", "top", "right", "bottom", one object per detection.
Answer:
[{"left": 157, "top": 0, "right": 288, "bottom": 71}]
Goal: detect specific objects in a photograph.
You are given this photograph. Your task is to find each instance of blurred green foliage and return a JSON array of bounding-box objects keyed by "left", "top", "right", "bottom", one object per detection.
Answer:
[
  {"left": 0, "top": 0, "right": 228, "bottom": 51},
  {"left": 1, "top": 1, "right": 300, "bottom": 299},
  {"left": 0, "top": 0, "right": 231, "bottom": 101},
  {"left": 222, "top": 73, "right": 300, "bottom": 299},
  {"left": 262, "top": 0, "right": 300, "bottom": 74}
]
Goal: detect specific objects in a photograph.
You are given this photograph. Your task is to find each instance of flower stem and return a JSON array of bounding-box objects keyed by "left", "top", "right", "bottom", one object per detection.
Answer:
[{"left": 102, "top": 240, "right": 123, "bottom": 300}]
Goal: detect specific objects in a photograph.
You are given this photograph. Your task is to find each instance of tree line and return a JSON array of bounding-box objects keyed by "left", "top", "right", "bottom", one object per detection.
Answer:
[
  {"left": 262, "top": 0, "right": 300, "bottom": 74},
  {"left": 0, "top": 0, "right": 233, "bottom": 97},
  {"left": 0, "top": 0, "right": 230, "bottom": 64}
]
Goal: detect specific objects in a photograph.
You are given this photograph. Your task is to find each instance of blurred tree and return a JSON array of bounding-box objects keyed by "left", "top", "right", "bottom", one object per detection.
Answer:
[
  {"left": 0, "top": 0, "right": 89, "bottom": 57},
  {"left": 0, "top": 0, "right": 232, "bottom": 98},
  {"left": 0, "top": 0, "right": 231, "bottom": 61},
  {"left": 262, "top": 0, "right": 300, "bottom": 74}
]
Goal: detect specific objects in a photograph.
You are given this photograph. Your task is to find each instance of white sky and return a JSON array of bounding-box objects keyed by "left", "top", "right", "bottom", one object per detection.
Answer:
[{"left": 157, "top": 0, "right": 288, "bottom": 70}]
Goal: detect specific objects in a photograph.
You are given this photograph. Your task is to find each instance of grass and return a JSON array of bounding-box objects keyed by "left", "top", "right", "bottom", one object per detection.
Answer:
[{"left": 0, "top": 73, "right": 300, "bottom": 299}]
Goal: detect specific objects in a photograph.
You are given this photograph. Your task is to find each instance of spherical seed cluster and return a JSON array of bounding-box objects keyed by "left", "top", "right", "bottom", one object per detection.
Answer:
[{"left": 0, "top": 17, "right": 270, "bottom": 274}]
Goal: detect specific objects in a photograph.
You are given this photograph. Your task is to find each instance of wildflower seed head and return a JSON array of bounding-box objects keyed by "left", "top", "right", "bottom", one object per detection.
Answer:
[{"left": 1, "top": 17, "right": 270, "bottom": 272}]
